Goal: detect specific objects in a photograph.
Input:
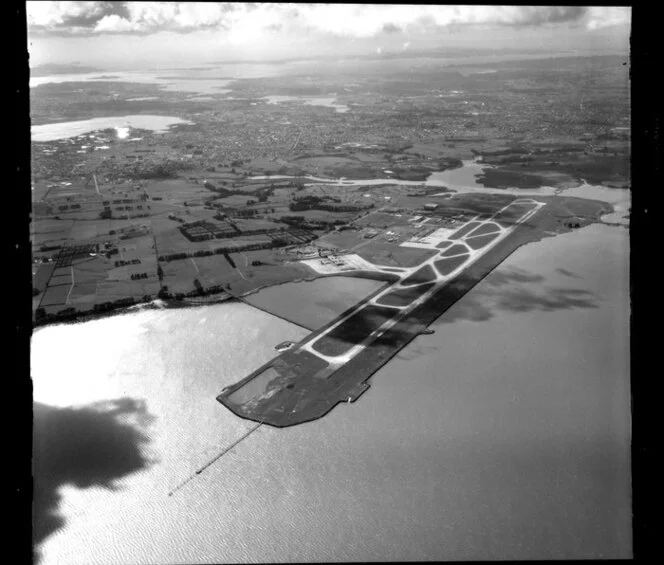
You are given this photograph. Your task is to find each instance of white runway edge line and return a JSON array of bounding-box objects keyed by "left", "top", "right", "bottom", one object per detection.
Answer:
[{"left": 297, "top": 199, "right": 545, "bottom": 366}]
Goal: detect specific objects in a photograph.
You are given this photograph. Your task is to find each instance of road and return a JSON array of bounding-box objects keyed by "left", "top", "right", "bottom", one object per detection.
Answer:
[{"left": 65, "top": 266, "right": 75, "bottom": 304}]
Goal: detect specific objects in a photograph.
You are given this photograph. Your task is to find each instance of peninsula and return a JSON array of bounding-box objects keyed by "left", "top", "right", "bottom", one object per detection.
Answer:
[{"left": 217, "top": 193, "right": 610, "bottom": 426}]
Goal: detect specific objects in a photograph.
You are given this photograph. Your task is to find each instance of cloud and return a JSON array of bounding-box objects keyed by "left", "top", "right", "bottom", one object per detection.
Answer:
[
  {"left": 27, "top": 3, "right": 631, "bottom": 37},
  {"left": 382, "top": 22, "right": 402, "bottom": 35},
  {"left": 471, "top": 6, "right": 587, "bottom": 28},
  {"left": 27, "top": 1, "right": 129, "bottom": 33},
  {"left": 95, "top": 13, "right": 136, "bottom": 33},
  {"left": 585, "top": 7, "right": 632, "bottom": 31}
]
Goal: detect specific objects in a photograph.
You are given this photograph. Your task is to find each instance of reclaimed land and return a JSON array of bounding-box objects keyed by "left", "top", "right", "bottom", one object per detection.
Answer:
[
  {"left": 217, "top": 198, "right": 593, "bottom": 427},
  {"left": 466, "top": 233, "right": 500, "bottom": 250},
  {"left": 434, "top": 255, "right": 471, "bottom": 276},
  {"left": 376, "top": 282, "right": 437, "bottom": 307},
  {"left": 466, "top": 223, "right": 502, "bottom": 237},
  {"left": 313, "top": 305, "right": 399, "bottom": 357},
  {"left": 400, "top": 264, "right": 437, "bottom": 286},
  {"left": 441, "top": 243, "right": 471, "bottom": 257},
  {"left": 448, "top": 221, "right": 481, "bottom": 240}
]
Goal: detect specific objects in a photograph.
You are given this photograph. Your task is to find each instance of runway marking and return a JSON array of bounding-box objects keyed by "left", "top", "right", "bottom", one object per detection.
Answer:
[{"left": 297, "top": 201, "right": 544, "bottom": 367}]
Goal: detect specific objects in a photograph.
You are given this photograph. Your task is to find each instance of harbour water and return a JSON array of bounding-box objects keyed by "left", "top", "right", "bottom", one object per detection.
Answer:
[
  {"left": 31, "top": 115, "right": 194, "bottom": 142},
  {"left": 32, "top": 218, "right": 630, "bottom": 562},
  {"left": 31, "top": 69, "right": 234, "bottom": 94},
  {"left": 243, "top": 275, "right": 385, "bottom": 330},
  {"left": 251, "top": 160, "right": 631, "bottom": 225},
  {"left": 263, "top": 95, "right": 350, "bottom": 113},
  {"left": 29, "top": 54, "right": 562, "bottom": 93}
]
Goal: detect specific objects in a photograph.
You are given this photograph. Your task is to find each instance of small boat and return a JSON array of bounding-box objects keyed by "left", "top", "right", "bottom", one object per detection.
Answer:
[{"left": 275, "top": 341, "right": 295, "bottom": 352}]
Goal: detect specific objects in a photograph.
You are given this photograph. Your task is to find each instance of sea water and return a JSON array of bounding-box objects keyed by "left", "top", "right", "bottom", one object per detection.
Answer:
[
  {"left": 31, "top": 115, "right": 193, "bottom": 142},
  {"left": 32, "top": 220, "right": 630, "bottom": 563}
]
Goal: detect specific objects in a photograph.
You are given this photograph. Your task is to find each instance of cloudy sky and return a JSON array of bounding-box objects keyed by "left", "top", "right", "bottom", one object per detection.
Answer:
[{"left": 26, "top": 3, "right": 631, "bottom": 69}]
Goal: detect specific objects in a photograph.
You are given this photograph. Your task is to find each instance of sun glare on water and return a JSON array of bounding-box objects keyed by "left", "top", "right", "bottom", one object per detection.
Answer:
[{"left": 31, "top": 316, "right": 150, "bottom": 408}]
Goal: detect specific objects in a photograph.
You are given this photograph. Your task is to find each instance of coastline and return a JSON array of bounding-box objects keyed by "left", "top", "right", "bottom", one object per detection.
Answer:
[
  {"left": 32, "top": 192, "right": 619, "bottom": 331},
  {"left": 31, "top": 218, "right": 630, "bottom": 564},
  {"left": 31, "top": 155, "right": 628, "bottom": 331},
  {"left": 32, "top": 288, "right": 235, "bottom": 331},
  {"left": 217, "top": 195, "right": 613, "bottom": 426}
]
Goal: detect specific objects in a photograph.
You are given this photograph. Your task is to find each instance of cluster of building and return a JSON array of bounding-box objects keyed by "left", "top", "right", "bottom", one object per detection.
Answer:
[
  {"left": 53, "top": 244, "right": 97, "bottom": 268},
  {"left": 318, "top": 254, "right": 347, "bottom": 267},
  {"left": 179, "top": 220, "right": 240, "bottom": 242}
]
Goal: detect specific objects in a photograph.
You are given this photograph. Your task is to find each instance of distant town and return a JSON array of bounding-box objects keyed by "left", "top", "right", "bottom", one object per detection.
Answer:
[{"left": 31, "top": 54, "right": 628, "bottom": 327}]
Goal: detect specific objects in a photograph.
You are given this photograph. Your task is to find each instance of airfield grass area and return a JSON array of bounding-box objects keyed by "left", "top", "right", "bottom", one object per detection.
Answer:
[
  {"left": 434, "top": 255, "right": 471, "bottom": 276},
  {"left": 441, "top": 243, "right": 471, "bottom": 257},
  {"left": 376, "top": 283, "right": 437, "bottom": 307},
  {"left": 466, "top": 223, "right": 502, "bottom": 237},
  {"left": 356, "top": 243, "right": 437, "bottom": 268},
  {"left": 492, "top": 203, "right": 538, "bottom": 225},
  {"left": 312, "top": 305, "right": 399, "bottom": 357},
  {"left": 448, "top": 221, "right": 481, "bottom": 240},
  {"left": 466, "top": 233, "right": 500, "bottom": 250},
  {"left": 401, "top": 265, "right": 437, "bottom": 286}
]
